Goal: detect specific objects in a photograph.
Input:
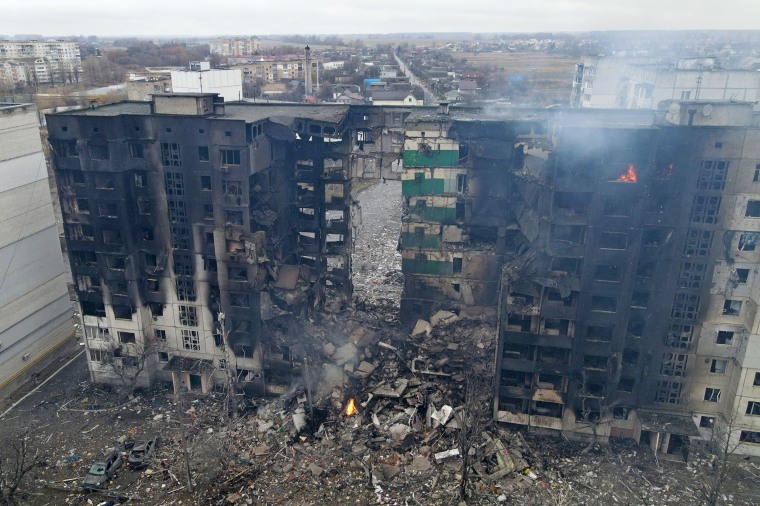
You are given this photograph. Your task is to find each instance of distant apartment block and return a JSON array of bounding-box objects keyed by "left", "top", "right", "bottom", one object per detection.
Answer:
[
  {"left": 0, "top": 40, "right": 82, "bottom": 87},
  {"left": 0, "top": 103, "right": 74, "bottom": 393},
  {"left": 210, "top": 37, "right": 260, "bottom": 58},
  {"left": 230, "top": 55, "right": 319, "bottom": 88}
]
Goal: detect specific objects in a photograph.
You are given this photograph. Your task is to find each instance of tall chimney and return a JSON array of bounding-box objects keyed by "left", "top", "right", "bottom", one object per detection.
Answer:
[{"left": 304, "top": 45, "right": 311, "bottom": 99}]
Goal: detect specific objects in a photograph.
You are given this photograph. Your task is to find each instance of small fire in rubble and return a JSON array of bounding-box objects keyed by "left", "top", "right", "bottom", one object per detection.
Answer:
[
  {"left": 344, "top": 398, "right": 357, "bottom": 416},
  {"left": 616, "top": 164, "right": 638, "bottom": 183}
]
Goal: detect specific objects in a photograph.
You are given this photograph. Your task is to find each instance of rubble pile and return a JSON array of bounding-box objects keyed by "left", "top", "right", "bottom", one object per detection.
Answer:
[{"left": 352, "top": 180, "right": 403, "bottom": 313}]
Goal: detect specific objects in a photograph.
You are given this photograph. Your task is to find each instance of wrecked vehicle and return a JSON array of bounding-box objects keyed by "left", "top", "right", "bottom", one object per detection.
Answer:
[
  {"left": 82, "top": 447, "right": 122, "bottom": 491},
  {"left": 127, "top": 436, "right": 158, "bottom": 470}
]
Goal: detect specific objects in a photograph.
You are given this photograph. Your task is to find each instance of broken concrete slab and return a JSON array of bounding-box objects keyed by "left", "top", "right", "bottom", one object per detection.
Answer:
[
  {"left": 411, "top": 319, "right": 432, "bottom": 336},
  {"left": 308, "top": 463, "right": 324, "bottom": 477},
  {"left": 434, "top": 449, "right": 461, "bottom": 464},
  {"left": 430, "top": 310, "right": 459, "bottom": 327},
  {"left": 274, "top": 264, "right": 300, "bottom": 289},
  {"left": 408, "top": 455, "right": 432, "bottom": 472}
]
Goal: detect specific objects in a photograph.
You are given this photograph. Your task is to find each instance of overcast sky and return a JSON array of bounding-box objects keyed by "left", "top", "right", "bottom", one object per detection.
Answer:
[{"left": 2, "top": 0, "right": 760, "bottom": 37}]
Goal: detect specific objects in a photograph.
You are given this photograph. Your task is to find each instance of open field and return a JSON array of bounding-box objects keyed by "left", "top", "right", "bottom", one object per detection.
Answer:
[{"left": 458, "top": 51, "right": 577, "bottom": 104}]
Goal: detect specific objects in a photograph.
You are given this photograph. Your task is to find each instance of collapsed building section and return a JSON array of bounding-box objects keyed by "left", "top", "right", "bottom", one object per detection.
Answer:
[
  {"left": 398, "top": 102, "right": 760, "bottom": 458},
  {"left": 46, "top": 95, "right": 408, "bottom": 397}
]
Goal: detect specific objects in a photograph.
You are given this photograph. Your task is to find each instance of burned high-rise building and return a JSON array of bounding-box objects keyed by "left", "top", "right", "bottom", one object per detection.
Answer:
[
  {"left": 398, "top": 101, "right": 760, "bottom": 458},
  {"left": 47, "top": 95, "right": 760, "bottom": 458}
]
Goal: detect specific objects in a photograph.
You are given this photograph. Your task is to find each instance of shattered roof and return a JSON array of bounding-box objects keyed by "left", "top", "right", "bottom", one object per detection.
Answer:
[{"left": 637, "top": 410, "right": 701, "bottom": 436}]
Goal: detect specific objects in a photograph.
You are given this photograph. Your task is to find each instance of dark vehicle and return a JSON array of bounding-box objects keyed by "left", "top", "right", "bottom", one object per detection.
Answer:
[
  {"left": 127, "top": 436, "right": 158, "bottom": 469},
  {"left": 82, "top": 448, "right": 122, "bottom": 490}
]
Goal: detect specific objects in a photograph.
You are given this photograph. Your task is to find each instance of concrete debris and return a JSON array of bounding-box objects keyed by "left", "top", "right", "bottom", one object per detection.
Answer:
[
  {"left": 434, "top": 448, "right": 461, "bottom": 464},
  {"left": 430, "top": 310, "right": 459, "bottom": 327},
  {"left": 411, "top": 319, "right": 432, "bottom": 336}
]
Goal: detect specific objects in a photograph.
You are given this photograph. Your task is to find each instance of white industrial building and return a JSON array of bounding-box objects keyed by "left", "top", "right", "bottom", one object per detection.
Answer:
[
  {"left": 170, "top": 61, "right": 243, "bottom": 103},
  {"left": 0, "top": 103, "right": 74, "bottom": 394}
]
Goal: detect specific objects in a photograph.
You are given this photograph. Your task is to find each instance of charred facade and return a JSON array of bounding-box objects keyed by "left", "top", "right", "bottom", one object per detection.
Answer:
[
  {"left": 46, "top": 94, "right": 406, "bottom": 396},
  {"left": 398, "top": 102, "right": 760, "bottom": 458},
  {"left": 47, "top": 96, "right": 760, "bottom": 457}
]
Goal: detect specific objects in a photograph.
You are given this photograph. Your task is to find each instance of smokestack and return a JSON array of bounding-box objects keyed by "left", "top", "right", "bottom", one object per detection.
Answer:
[{"left": 304, "top": 45, "right": 311, "bottom": 99}]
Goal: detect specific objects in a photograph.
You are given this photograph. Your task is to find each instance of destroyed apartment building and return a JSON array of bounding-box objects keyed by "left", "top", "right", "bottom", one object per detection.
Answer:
[{"left": 46, "top": 95, "right": 760, "bottom": 458}]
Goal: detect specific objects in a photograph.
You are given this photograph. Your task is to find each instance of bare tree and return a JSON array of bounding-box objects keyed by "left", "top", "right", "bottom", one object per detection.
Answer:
[
  {"left": 456, "top": 367, "right": 492, "bottom": 501},
  {"left": 97, "top": 333, "right": 160, "bottom": 395},
  {"left": 694, "top": 412, "right": 745, "bottom": 506},
  {"left": 573, "top": 369, "right": 619, "bottom": 454},
  {"left": 0, "top": 429, "right": 43, "bottom": 505}
]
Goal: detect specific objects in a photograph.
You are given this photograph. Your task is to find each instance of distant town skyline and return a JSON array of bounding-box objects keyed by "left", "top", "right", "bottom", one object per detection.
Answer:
[{"left": 3, "top": 0, "right": 760, "bottom": 38}]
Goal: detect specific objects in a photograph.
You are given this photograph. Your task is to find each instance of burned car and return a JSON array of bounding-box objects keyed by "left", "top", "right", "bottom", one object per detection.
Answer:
[
  {"left": 127, "top": 436, "right": 158, "bottom": 469},
  {"left": 82, "top": 447, "right": 122, "bottom": 490}
]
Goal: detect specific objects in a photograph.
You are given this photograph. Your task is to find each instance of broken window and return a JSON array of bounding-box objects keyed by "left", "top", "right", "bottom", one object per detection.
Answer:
[
  {"left": 173, "top": 253, "right": 193, "bottom": 276},
  {"left": 113, "top": 305, "right": 133, "bottom": 320},
  {"left": 684, "top": 229, "right": 713, "bottom": 257},
  {"left": 613, "top": 406, "right": 631, "bottom": 420},
  {"left": 697, "top": 160, "right": 728, "bottom": 190},
  {"left": 551, "top": 257, "right": 582, "bottom": 275},
  {"left": 603, "top": 198, "right": 634, "bottom": 217},
  {"left": 502, "top": 343, "right": 532, "bottom": 360},
  {"left": 678, "top": 261, "right": 707, "bottom": 289},
  {"left": 94, "top": 173, "right": 115, "bottom": 189},
  {"left": 554, "top": 192, "right": 590, "bottom": 215},
  {"left": 704, "top": 388, "right": 721, "bottom": 403},
  {"left": 118, "top": 331, "right": 135, "bottom": 344},
  {"left": 52, "top": 139, "right": 78, "bottom": 157},
  {"left": 150, "top": 303, "right": 164, "bottom": 317},
  {"left": 716, "top": 330, "right": 734, "bottom": 345},
  {"left": 82, "top": 301, "right": 106, "bottom": 317},
  {"left": 746, "top": 200, "right": 760, "bottom": 218},
  {"left": 67, "top": 224, "right": 94, "bottom": 241},
  {"left": 655, "top": 380, "right": 682, "bottom": 404},
  {"left": 146, "top": 278, "right": 159, "bottom": 292},
  {"left": 231, "top": 293, "right": 249, "bottom": 308},
  {"left": 225, "top": 210, "right": 244, "bottom": 226},
  {"left": 168, "top": 200, "right": 188, "bottom": 224},
  {"left": 456, "top": 174, "right": 468, "bottom": 193},
  {"left": 129, "top": 143, "right": 143, "bottom": 159},
  {"left": 552, "top": 225, "right": 585, "bottom": 246},
  {"left": 228, "top": 266, "right": 248, "bottom": 281},
  {"left": 176, "top": 278, "right": 196, "bottom": 301},
  {"left": 171, "top": 226, "right": 190, "bottom": 250},
  {"left": 455, "top": 201, "right": 465, "bottom": 221},
  {"left": 452, "top": 257, "right": 463, "bottom": 274},
  {"left": 134, "top": 172, "right": 147, "bottom": 187},
  {"left": 661, "top": 352, "right": 688, "bottom": 376},
  {"left": 594, "top": 264, "right": 622, "bottom": 283},
  {"left": 181, "top": 329, "right": 200, "bottom": 351},
  {"left": 71, "top": 250, "right": 97, "bottom": 266},
  {"left": 158, "top": 352, "right": 169, "bottom": 363},
  {"left": 740, "top": 431, "right": 760, "bottom": 443},
  {"left": 671, "top": 293, "right": 700, "bottom": 321},
  {"left": 618, "top": 377, "right": 635, "bottom": 393},
  {"left": 537, "top": 347, "right": 568, "bottom": 364},
  {"left": 710, "top": 359, "right": 728, "bottom": 374},
  {"left": 198, "top": 146, "right": 210, "bottom": 161},
  {"left": 587, "top": 325, "right": 614, "bottom": 342},
  {"left": 154, "top": 329, "right": 166, "bottom": 340},
  {"left": 583, "top": 355, "right": 608, "bottom": 370},
  {"left": 98, "top": 203, "right": 118, "bottom": 217},
  {"left": 542, "top": 318, "right": 569, "bottom": 336},
  {"left": 165, "top": 171, "right": 185, "bottom": 197},
  {"left": 665, "top": 324, "right": 694, "bottom": 349},
  {"left": 599, "top": 231, "right": 627, "bottom": 250},
  {"left": 722, "top": 299, "right": 742, "bottom": 316},
  {"left": 591, "top": 295, "right": 616, "bottom": 313},
  {"left": 178, "top": 305, "right": 197, "bottom": 327},
  {"left": 200, "top": 175, "right": 212, "bottom": 190},
  {"left": 137, "top": 199, "right": 151, "bottom": 215},
  {"left": 89, "top": 142, "right": 109, "bottom": 160},
  {"left": 506, "top": 314, "right": 532, "bottom": 332},
  {"left": 690, "top": 195, "right": 721, "bottom": 224},
  {"left": 89, "top": 349, "right": 110, "bottom": 362},
  {"left": 736, "top": 268, "right": 750, "bottom": 284},
  {"left": 221, "top": 149, "right": 241, "bottom": 165},
  {"left": 161, "top": 142, "right": 181, "bottom": 167},
  {"left": 699, "top": 416, "right": 714, "bottom": 428},
  {"left": 203, "top": 204, "right": 214, "bottom": 220},
  {"left": 630, "top": 290, "right": 649, "bottom": 309},
  {"left": 642, "top": 229, "right": 666, "bottom": 247},
  {"left": 102, "top": 230, "right": 122, "bottom": 246},
  {"left": 754, "top": 372, "right": 760, "bottom": 386},
  {"left": 622, "top": 349, "right": 639, "bottom": 366}
]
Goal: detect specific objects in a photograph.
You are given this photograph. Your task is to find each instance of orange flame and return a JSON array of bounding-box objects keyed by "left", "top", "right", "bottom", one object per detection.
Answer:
[
  {"left": 344, "top": 398, "right": 357, "bottom": 416},
  {"left": 616, "top": 164, "right": 637, "bottom": 183}
]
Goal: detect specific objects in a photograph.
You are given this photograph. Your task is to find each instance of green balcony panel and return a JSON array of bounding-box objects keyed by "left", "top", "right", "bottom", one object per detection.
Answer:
[
  {"left": 400, "top": 232, "right": 442, "bottom": 249},
  {"left": 403, "top": 149, "right": 459, "bottom": 167},
  {"left": 402, "top": 258, "right": 453, "bottom": 276}
]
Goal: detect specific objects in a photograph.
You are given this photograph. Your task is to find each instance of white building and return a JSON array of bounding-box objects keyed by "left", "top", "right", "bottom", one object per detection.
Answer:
[
  {"left": 0, "top": 40, "right": 82, "bottom": 86},
  {"left": 210, "top": 37, "right": 260, "bottom": 58},
  {"left": 170, "top": 62, "right": 243, "bottom": 102},
  {"left": 571, "top": 56, "right": 760, "bottom": 110},
  {"left": 0, "top": 103, "right": 75, "bottom": 394}
]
